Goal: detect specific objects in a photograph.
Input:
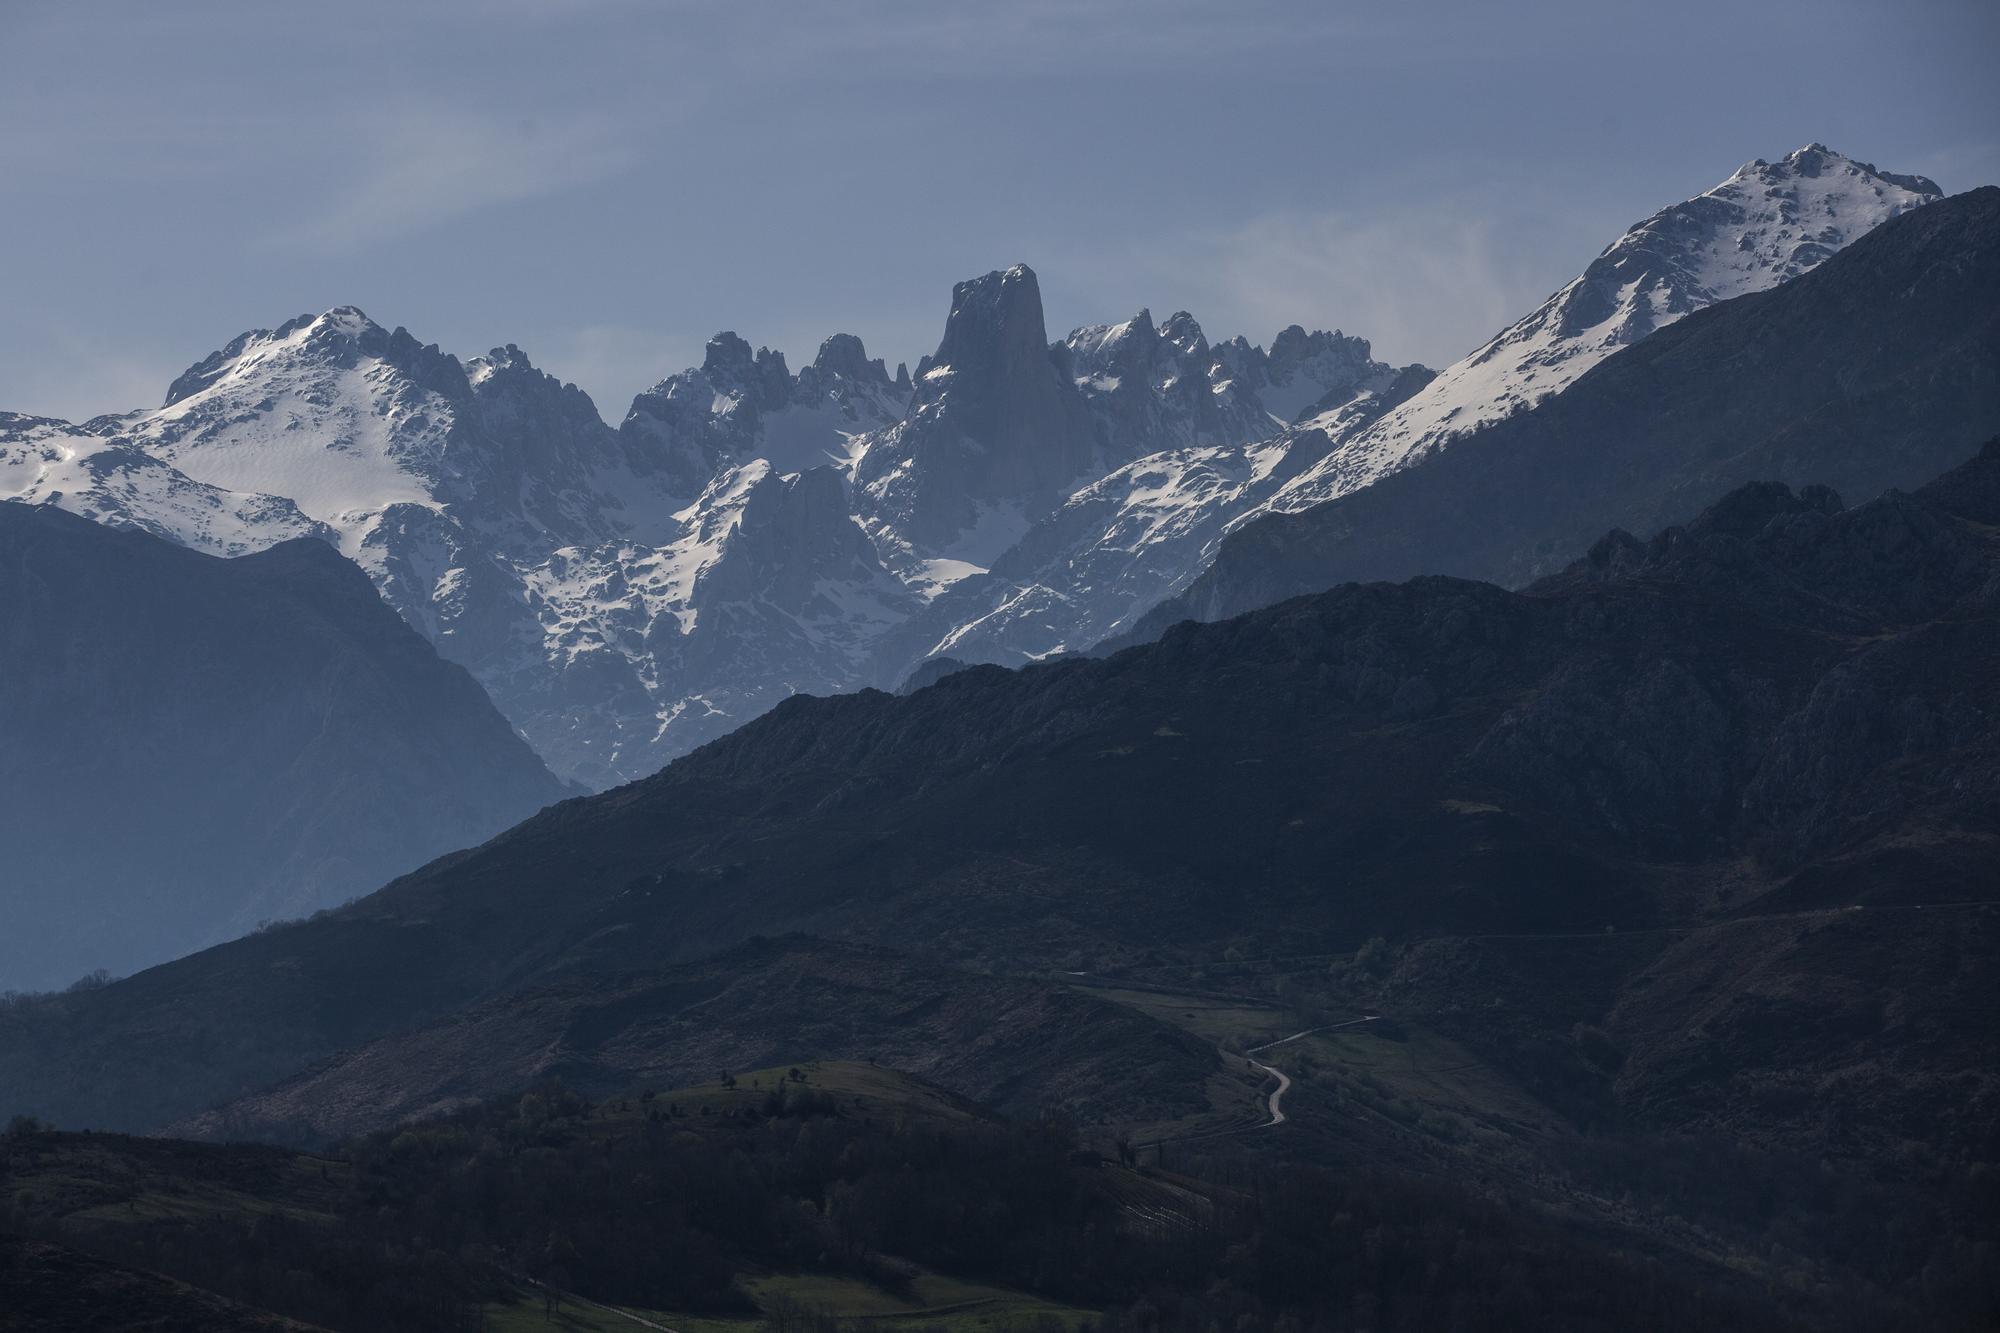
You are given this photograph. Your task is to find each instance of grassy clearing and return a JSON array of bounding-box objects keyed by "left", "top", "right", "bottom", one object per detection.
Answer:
[
  {"left": 1082, "top": 988, "right": 1288, "bottom": 1050},
  {"left": 486, "top": 1268, "right": 1095, "bottom": 1333},
  {"left": 5, "top": 1137, "right": 350, "bottom": 1234},
  {"left": 576, "top": 1060, "right": 986, "bottom": 1142},
  {"left": 1075, "top": 987, "right": 1287, "bottom": 1143},
  {"left": 485, "top": 1300, "right": 660, "bottom": 1333},
  {"left": 748, "top": 1268, "right": 1094, "bottom": 1329},
  {"left": 1289, "top": 1024, "right": 1562, "bottom": 1137},
  {"left": 1084, "top": 983, "right": 1565, "bottom": 1154}
]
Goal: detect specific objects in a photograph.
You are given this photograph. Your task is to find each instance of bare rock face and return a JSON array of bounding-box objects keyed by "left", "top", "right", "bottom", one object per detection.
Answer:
[
  {"left": 1062, "top": 308, "right": 1405, "bottom": 459},
  {"left": 620, "top": 330, "right": 908, "bottom": 494},
  {"left": 2, "top": 150, "right": 1954, "bottom": 791},
  {"left": 639, "top": 463, "right": 920, "bottom": 757},
  {"left": 855, "top": 265, "right": 1100, "bottom": 562}
]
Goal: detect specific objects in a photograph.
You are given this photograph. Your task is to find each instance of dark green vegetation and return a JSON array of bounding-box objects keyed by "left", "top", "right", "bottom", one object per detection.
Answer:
[
  {"left": 0, "top": 504, "right": 567, "bottom": 992},
  {"left": 1134, "top": 185, "right": 2000, "bottom": 638},
  {"left": 6, "top": 440, "right": 1998, "bottom": 1326},
  {"left": 172, "top": 938, "right": 1225, "bottom": 1147},
  {"left": 0, "top": 1233, "right": 326, "bottom": 1331},
  {"left": 9, "top": 440, "right": 1997, "bottom": 1162},
  {"left": 7, "top": 401, "right": 2000, "bottom": 1330},
  {"left": 5, "top": 1064, "right": 1853, "bottom": 1333}
]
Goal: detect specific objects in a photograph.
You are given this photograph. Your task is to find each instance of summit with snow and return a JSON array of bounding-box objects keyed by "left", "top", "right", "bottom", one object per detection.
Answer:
[{"left": 0, "top": 145, "right": 1942, "bottom": 789}]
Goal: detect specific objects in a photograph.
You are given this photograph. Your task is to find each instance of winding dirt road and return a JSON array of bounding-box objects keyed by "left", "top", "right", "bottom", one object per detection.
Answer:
[{"left": 1248, "top": 1059, "right": 1291, "bottom": 1126}]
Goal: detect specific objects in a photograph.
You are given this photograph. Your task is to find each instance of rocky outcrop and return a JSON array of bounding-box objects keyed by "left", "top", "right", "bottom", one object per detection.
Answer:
[
  {"left": 855, "top": 265, "right": 1100, "bottom": 561},
  {"left": 621, "top": 330, "right": 908, "bottom": 493},
  {"left": 2, "top": 150, "right": 1951, "bottom": 790}
]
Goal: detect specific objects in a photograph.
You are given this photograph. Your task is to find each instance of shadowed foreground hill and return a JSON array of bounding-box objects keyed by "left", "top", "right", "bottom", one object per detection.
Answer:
[
  {"left": 1128, "top": 184, "right": 2000, "bottom": 641},
  {"left": 172, "top": 936, "right": 1222, "bottom": 1145},
  {"left": 0, "top": 1234, "right": 328, "bottom": 1332},
  {"left": 4, "top": 1069, "right": 1820, "bottom": 1333},
  {"left": 2, "top": 444, "right": 1996, "bottom": 1162}
]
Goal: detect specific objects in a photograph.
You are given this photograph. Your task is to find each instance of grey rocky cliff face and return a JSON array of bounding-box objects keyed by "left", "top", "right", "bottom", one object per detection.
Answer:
[
  {"left": 855, "top": 265, "right": 1101, "bottom": 560},
  {"left": 621, "top": 329, "right": 908, "bottom": 495},
  {"left": 618, "top": 332, "right": 793, "bottom": 497},
  {"left": 654, "top": 465, "right": 918, "bottom": 716},
  {"left": 859, "top": 307, "right": 1429, "bottom": 674},
  {"left": 1064, "top": 308, "right": 1253, "bottom": 455},
  {"left": 806, "top": 331, "right": 890, "bottom": 386},
  {"left": 694, "top": 465, "right": 888, "bottom": 610},
  {"left": 3, "top": 150, "right": 1947, "bottom": 791}
]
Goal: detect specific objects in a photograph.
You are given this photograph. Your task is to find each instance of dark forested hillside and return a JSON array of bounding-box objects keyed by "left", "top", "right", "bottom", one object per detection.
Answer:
[
  {"left": 4, "top": 1070, "right": 1868, "bottom": 1333},
  {"left": 172, "top": 936, "right": 1224, "bottom": 1146},
  {"left": 0, "top": 1234, "right": 328, "bottom": 1332},
  {"left": 4, "top": 440, "right": 1995, "bottom": 1188},
  {"left": 7, "top": 9, "right": 1994, "bottom": 1329}
]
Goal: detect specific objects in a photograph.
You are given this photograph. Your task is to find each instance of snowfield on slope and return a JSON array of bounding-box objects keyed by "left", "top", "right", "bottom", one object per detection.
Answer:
[{"left": 0, "top": 145, "right": 1938, "bottom": 788}]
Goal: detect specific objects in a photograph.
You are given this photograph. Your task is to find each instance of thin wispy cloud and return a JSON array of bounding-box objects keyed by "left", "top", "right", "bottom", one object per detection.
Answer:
[
  {"left": 18, "top": 324, "right": 179, "bottom": 421},
  {"left": 1208, "top": 209, "right": 1542, "bottom": 367},
  {"left": 1102, "top": 193, "right": 1610, "bottom": 372},
  {"left": 710, "top": 0, "right": 1548, "bottom": 81},
  {"left": 264, "top": 108, "right": 638, "bottom": 254},
  {"left": 1909, "top": 141, "right": 2000, "bottom": 194},
  {"left": 1, "top": 0, "right": 1990, "bottom": 420}
]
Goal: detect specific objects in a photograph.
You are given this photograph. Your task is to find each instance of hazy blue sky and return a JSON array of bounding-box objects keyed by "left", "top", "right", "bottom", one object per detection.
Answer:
[{"left": 4, "top": 0, "right": 1994, "bottom": 423}]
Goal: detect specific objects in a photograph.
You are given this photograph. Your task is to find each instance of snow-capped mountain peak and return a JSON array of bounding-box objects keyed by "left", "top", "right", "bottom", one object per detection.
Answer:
[
  {"left": 1269, "top": 144, "right": 1943, "bottom": 511},
  {"left": 2, "top": 145, "right": 1944, "bottom": 790},
  {"left": 132, "top": 308, "right": 474, "bottom": 530},
  {"left": 1058, "top": 309, "right": 1403, "bottom": 462},
  {"left": 0, "top": 411, "right": 326, "bottom": 557},
  {"left": 620, "top": 329, "right": 909, "bottom": 494}
]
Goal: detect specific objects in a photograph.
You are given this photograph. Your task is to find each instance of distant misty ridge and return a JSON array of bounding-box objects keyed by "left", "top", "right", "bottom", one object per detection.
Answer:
[
  {"left": 0, "top": 502, "right": 568, "bottom": 993},
  {"left": 0, "top": 144, "right": 1945, "bottom": 793}
]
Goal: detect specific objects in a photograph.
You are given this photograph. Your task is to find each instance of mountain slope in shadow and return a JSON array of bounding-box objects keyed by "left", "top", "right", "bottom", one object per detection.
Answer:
[
  {"left": 0, "top": 505, "right": 568, "bottom": 991},
  {"left": 3, "top": 443, "right": 1995, "bottom": 1163}
]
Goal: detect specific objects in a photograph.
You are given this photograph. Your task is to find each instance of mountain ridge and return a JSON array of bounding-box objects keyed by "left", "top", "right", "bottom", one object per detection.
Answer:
[
  {"left": 1263, "top": 142, "right": 1944, "bottom": 514},
  {"left": 880, "top": 143, "right": 1943, "bottom": 672},
  {"left": 0, "top": 145, "right": 1951, "bottom": 789},
  {"left": 1126, "top": 182, "right": 2000, "bottom": 642},
  {"left": 5, "top": 436, "right": 1994, "bottom": 1162}
]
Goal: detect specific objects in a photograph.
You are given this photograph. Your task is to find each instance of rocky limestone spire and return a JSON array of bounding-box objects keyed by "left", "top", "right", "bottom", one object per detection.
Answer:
[
  {"left": 701, "top": 332, "right": 792, "bottom": 406},
  {"left": 810, "top": 332, "right": 889, "bottom": 385},
  {"left": 855, "top": 265, "right": 1099, "bottom": 558},
  {"left": 1157, "top": 311, "right": 1209, "bottom": 361}
]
